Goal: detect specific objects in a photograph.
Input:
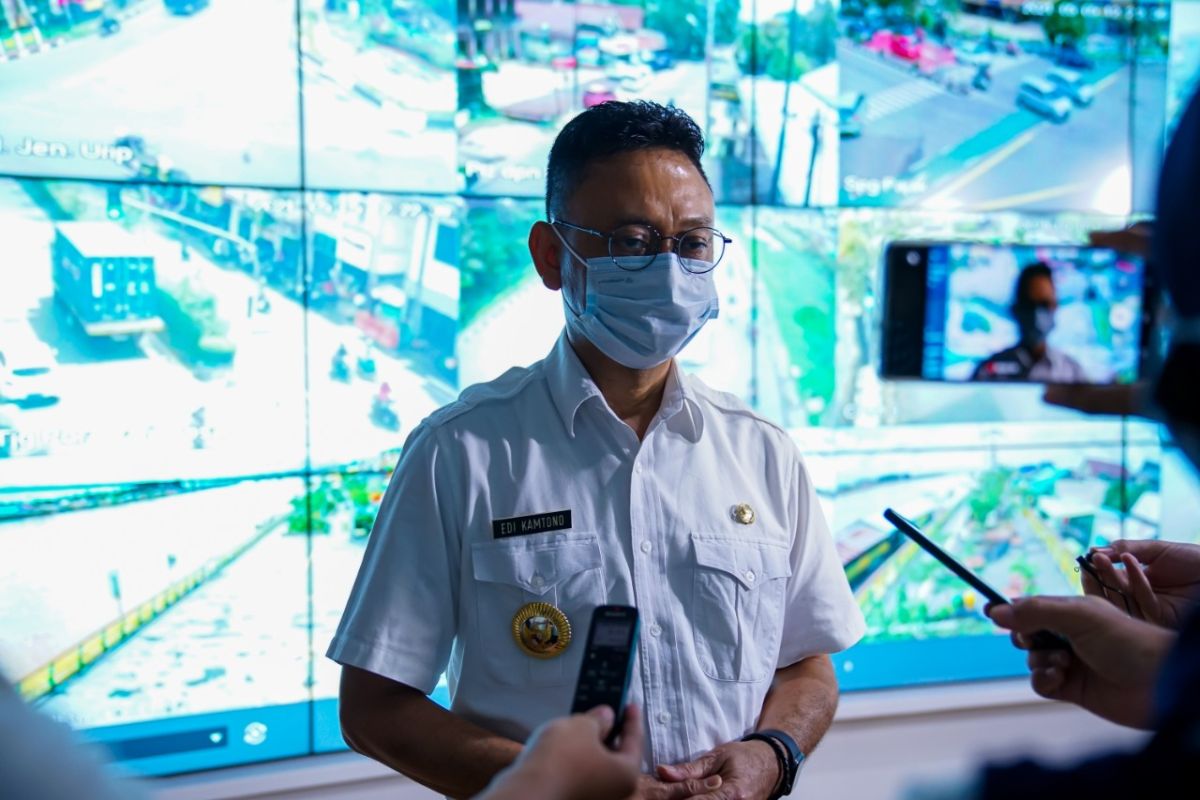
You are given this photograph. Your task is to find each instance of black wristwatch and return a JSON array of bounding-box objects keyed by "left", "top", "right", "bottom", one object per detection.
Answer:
[{"left": 741, "top": 728, "right": 805, "bottom": 799}]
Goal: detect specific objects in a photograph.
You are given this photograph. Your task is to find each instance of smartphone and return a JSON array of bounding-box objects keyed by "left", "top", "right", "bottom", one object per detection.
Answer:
[
  {"left": 883, "top": 509, "right": 1070, "bottom": 650},
  {"left": 570, "top": 605, "right": 639, "bottom": 747},
  {"left": 880, "top": 241, "right": 1155, "bottom": 385}
]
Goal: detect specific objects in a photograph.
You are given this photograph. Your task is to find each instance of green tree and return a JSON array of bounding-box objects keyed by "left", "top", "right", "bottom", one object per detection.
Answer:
[
  {"left": 804, "top": 0, "right": 837, "bottom": 66},
  {"left": 969, "top": 468, "right": 1012, "bottom": 528},
  {"left": 1043, "top": 0, "right": 1086, "bottom": 47},
  {"left": 460, "top": 199, "right": 543, "bottom": 329},
  {"left": 736, "top": 0, "right": 834, "bottom": 78},
  {"left": 613, "top": 0, "right": 743, "bottom": 56}
]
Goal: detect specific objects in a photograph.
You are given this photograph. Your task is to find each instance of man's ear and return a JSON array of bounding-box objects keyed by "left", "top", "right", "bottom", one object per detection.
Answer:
[{"left": 530, "top": 221, "right": 564, "bottom": 291}]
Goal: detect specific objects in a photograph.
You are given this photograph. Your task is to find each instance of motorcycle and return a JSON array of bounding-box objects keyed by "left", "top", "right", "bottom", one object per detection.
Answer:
[
  {"left": 370, "top": 396, "right": 400, "bottom": 431},
  {"left": 356, "top": 354, "right": 377, "bottom": 380},
  {"left": 330, "top": 355, "right": 350, "bottom": 382}
]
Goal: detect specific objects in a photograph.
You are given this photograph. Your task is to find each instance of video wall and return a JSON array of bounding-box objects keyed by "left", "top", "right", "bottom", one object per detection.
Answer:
[{"left": 1, "top": 0, "right": 1198, "bottom": 778}]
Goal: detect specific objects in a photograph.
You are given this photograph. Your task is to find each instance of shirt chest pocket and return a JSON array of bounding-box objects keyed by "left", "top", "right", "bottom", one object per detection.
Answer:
[
  {"left": 471, "top": 534, "right": 606, "bottom": 687},
  {"left": 690, "top": 534, "right": 792, "bottom": 683}
]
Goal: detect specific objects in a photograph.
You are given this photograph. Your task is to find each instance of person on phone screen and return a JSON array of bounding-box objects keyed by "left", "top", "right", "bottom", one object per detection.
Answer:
[{"left": 971, "top": 262, "right": 1088, "bottom": 383}]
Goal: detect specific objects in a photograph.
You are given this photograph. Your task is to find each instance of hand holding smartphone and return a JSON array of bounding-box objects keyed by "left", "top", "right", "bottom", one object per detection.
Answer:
[
  {"left": 570, "top": 605, "right": 639, "bottom": 748},
  {"left": 883, "top": 509, "right": 1071, "bottom": 650}
]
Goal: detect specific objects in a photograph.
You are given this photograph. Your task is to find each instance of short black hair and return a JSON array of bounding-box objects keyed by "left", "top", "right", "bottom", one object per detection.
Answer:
[
  {"left": 1013, "top": 261, "right": 1053, "bottom": 307},
  {"left": 545, "top": 101, "right": 709, "bottom": 220}
]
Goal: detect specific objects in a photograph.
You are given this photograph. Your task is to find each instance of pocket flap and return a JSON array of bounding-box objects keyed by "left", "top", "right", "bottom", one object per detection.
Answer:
[
  {"left": 472, "top": 534, "right": 603, "bottom": 595},
  {"left": 691, "top": 534, "right": 792, "bottom": 590}
]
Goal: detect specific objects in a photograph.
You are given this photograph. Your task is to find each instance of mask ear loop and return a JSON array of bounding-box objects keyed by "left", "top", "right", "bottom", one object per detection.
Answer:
[{"left": 548, "top": 222, "right": 589, "bottom": 317}]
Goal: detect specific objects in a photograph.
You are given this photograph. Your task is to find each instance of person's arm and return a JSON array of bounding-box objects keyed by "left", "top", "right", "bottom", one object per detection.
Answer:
[
  {"left": 758, "top": 653, "right": 839, "bottom": 754},
  {"left": 330, "top": 424, "right": 490, "bottom": 794},
  {"left": 340, "top": 666, "right": 523, "bottom": 799},
  {"left": 654, "top": 656, "right": 838, "bottom": 800}
]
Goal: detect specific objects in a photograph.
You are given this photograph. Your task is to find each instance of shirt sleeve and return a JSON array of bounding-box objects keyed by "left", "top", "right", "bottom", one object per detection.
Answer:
[
  {"left": 325, "top": 423, "right": 462, "bottom": 694},
  {"left": 776, "top": 450, "right": 866, "bottom": 667}
]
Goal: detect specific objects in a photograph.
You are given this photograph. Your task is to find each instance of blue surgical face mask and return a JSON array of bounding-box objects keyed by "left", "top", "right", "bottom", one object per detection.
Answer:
[
  {"left": 554, "top": 228, "right": 720, "bottom": 369},
  {"left": 1017, "top": 304, "right": 1056, "bottom": 347}
]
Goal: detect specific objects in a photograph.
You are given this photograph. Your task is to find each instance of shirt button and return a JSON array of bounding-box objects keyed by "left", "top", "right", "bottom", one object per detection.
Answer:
[
  {"left": 635, "top": 464, "right": 644, "bottom": 475},
  {"left": 640, "top": 541, "right": 652, "bottom": 554},
  {"left": 657, "top": 711, "right": 671, "bottom": 724},
  {"left": 650, "top": 623, "right": 663, "bottom": 637},
  {"left": 530, "top": 575, "right": 545, "bottom": 589},
  {"left": 744, "top": 570, "right": 756, "bottom": 583}
]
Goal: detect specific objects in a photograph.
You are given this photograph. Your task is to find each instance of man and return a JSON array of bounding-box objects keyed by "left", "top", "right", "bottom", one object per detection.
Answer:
[
  {"left": 329, "top": 101, "right": 865, "bottom": 800},
  {"left": 971, "top": 262, "right": 1088, "bottom": 383}
]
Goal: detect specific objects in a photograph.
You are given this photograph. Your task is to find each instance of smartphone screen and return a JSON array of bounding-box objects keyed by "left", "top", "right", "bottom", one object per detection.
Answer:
[{"left": 882, "top": 241, "right": 1150, "bottom": 385}]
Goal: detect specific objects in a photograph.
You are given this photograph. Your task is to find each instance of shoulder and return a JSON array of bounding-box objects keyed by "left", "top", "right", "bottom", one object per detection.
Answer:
[
  {"left": 684, "top": 373, "right": 795, "bottom": 450},
  {"left": 423, "top": 363, "right": 547, "bottom": 433}
]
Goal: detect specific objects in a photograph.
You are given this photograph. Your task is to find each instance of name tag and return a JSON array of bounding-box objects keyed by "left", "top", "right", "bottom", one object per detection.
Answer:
[{"left": 492, "top": 510, "right": 573, "bottom": 539}]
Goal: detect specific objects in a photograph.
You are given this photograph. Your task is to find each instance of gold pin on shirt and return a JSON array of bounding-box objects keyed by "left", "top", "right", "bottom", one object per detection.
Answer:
[
  {"left": 512, "top": 602, "right": 572, "bottom": 658},
  {"left": 731, "top": 503, "right": 756, "bottom": 525}
]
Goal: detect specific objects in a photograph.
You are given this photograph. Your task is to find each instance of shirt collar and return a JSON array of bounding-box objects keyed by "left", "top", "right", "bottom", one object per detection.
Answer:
[{"left": 545, "top": 332, "right": 703, "bottom": 441}]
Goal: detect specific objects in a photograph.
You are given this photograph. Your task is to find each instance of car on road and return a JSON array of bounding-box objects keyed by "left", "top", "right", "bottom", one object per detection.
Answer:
[
  {"left": 642, "top": 48, "right": 675, "bottom": 71},
  {"left": 1016, "top": 77, "right": 1072, "bottom": 123},
  {"left": 0, "top": 346, "right": 59, "bottom": 412},
  {"left": 1044, "top": 68, "right": 1094, "bottom": 106},
  {"left": 838, "top": 92, "right": 865, "bottom": 138},
  {"left": 866, "top": 30, "right": 921, "bottom": 62},
  {"left": 1054, "top": 47, "right": 1094, "bottom": 71}
]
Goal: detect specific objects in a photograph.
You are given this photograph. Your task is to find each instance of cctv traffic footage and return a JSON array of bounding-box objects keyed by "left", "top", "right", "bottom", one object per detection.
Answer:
[
  {"left": 0, "top": 0, "right": 459, "bottom": 192},
  {"left": 838, "top": 0, "right": 1171, "bottom": 213},
  {"left": 456, "top": 0, "right": 842, "bottom": 205},
  {"left": 0, "top": 175, "right": 461, "bottom": 480}
]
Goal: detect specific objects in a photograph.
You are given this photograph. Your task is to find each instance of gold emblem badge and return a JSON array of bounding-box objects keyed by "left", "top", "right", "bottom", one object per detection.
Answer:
[
  {"left": 731, "top": 503, "right": 756, "bottom": 525},
  {"left": 512, "top": 602, "right": 572, "bottom": 659}
]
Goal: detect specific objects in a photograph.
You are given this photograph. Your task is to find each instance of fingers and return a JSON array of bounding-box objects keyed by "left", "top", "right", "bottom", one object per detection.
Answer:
[
  {"left": 989, "top": 594, "right": 1116, "bottom": 637},
  {"left": 1042, "top": 383, "right": 1142, "bottom": 416},
  {"left": 583, "top": 704, "right": 616, "bottom": 737},
  {"left": 645, "top": 776, "right": 722, "bottom": 800},
  {"left": 1092, "top": 552, "right": 1132, "bottom": 597},
  {"left": 1104, "top": 539, "right": 1166, "bottom": 567},
  {"left": 1122, "top": 553, "right": 1162, "bottom": 624},
  {"left": 657, "top": 753, "right": 718, "bottom": 783},
  {"left": 1027, "top": 644, "right": 1071, "bottom": 699},
  {"left": 678, "top": 784, "right": 734, "bottom": 800},
  {"left": 1087, "top": 226, "right": 1152, "bottom": 256},
  {"left": 1028, "top": 647, "right": 1070, "bottom": 673},
  {"left": 1030, "top": 665, "right": 1067, "bottom": 699},
  {"left": 616, "top": 705, "right": 644, "bottom": 758},
  {"left": 1079, "top": 567, "right": 1103, "bottom": 598}
]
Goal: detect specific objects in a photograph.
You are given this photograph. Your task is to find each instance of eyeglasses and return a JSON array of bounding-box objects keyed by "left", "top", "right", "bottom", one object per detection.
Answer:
[{"left": 552, "top": 219, "right": 731, "bottom": 273}]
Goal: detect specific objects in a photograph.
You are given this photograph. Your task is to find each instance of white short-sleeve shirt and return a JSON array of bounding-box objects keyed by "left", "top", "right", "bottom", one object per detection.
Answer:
[{"left": 327, "top": 334, "right": 865, "bottom": 767}]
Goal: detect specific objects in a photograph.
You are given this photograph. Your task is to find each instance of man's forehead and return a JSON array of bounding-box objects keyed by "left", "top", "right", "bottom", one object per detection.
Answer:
[{"left": 569, "top": 149, "right": 713, "bottom": 223}]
